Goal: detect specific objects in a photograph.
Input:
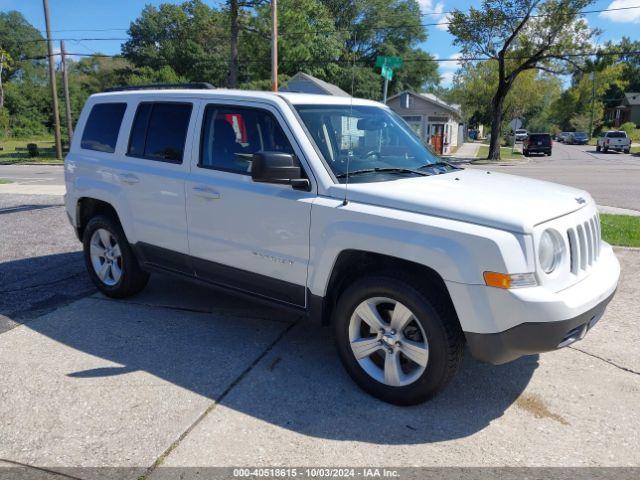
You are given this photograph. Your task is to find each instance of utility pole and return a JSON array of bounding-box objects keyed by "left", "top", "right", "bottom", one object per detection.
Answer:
[
  {"left": 60, "top": 41, "right": 73, "bottom": 145},
  {"left": 271, "top": 0, "right": 278, "bottom": 92},
  {"left": 43, "top": 0, "right": 62, "bottom": 159},
  {"left": 589, "top": 71, "right": 596, "bottom": 139},
  {"left": 0, "top": 52, "right": 5, "bottom": 111}
]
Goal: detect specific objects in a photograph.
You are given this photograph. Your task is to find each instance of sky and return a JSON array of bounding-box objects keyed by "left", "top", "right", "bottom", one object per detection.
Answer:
[{"left": 2, "top": 0, "right": 640, "bottom": 87}]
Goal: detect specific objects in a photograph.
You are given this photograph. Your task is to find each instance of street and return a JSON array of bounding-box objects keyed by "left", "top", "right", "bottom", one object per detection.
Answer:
[
  {"left": 1, "top": 145, "right": 639, "bottom": 474},
  {"left": 467, "top": 141, "right": 640, "bottom": 211}
]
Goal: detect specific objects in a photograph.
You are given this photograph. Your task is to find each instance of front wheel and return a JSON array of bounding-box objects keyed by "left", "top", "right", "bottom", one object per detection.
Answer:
[
  {"left": 333, "top": 274, "right": 464, "bottom": 405},
  {"left": 596, "top": 145, "right": 601, "bottom": 152},
  {"left": 83, "top": 215, "right": 149, "bottom": 298}
]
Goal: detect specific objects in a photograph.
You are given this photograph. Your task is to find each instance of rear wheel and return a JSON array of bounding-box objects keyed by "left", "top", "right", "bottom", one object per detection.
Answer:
[
  {"left": 333, "top": 274, "right": 464, "bottom": 405},
  {"left": 83, "top": 215, "right": 149, "bottom": 298},
  {"left": 596, "top": 145, "right": 601, "bottom": 152}
]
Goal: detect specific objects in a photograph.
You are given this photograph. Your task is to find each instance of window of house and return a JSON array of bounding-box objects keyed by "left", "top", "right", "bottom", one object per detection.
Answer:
[
  {"left": 127, "top": 102, "right": 193, "bottom": 163},
  {"left": 80, "top": 103, "right": 127, "bottom": 153},
  {"left": 199, "top": 106, "right": 294, "bottom": 174}
]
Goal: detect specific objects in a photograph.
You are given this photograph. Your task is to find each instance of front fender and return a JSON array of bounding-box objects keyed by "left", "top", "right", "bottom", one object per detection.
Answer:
[{"left": 307, "top": 197, "right": 533, "bottom": 297}]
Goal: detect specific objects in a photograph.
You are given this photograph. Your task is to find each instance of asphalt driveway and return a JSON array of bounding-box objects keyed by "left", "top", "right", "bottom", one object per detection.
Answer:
[{"left": 0, "top": 194, "right": 639, "bottom": 477}]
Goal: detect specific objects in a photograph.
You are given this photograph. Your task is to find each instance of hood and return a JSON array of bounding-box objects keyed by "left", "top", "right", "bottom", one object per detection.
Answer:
[{"left": 329, "top": 169, "right": 591, "bottom": 233}]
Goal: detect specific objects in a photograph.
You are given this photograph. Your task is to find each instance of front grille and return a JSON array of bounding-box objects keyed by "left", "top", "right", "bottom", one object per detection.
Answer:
[{"left": 567, "top": 214, "right": 600, "bottom": 274}]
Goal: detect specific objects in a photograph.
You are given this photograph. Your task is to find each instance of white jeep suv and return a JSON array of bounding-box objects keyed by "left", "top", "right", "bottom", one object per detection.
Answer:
[{"left": 65, "top": 85, "right": 620, "bottom": 405}]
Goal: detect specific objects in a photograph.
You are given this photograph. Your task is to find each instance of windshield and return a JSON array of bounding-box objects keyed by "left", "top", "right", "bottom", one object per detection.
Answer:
[
  {"left": 573, "top": 132, "right": 588, "bottom": 138},
  {"left": 294, "top": 104, "right": 451, "bottom": 183}
]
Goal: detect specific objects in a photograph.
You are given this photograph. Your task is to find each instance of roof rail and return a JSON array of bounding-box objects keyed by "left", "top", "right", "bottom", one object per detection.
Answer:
[{"left": 103, "top": 82, "right": 215, "bottom": 93}]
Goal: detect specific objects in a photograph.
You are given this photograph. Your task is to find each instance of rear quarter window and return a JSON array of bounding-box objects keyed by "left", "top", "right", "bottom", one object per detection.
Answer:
[
  {"left": 606, "top": 132, "right": 627, "bottom": 138},
  {"left": 80, "top": 103, "right": 127, "bottom": 153}
]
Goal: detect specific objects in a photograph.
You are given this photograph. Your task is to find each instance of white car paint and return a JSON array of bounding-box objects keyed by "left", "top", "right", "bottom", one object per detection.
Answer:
[{"left": 65, "top": 88, "right": 620, "bottom": 345}]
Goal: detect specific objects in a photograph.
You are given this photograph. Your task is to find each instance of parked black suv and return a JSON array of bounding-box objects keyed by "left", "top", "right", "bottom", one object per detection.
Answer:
[{"left": 523, "top": 133, "right": 552, "bottom": 156}]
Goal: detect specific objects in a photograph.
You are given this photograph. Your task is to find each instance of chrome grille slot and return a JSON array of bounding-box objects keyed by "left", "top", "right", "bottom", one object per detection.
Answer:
[
  {"left": 567, "top": 229, "right": 579, "bottom": 274},
  {"left": 584, "top": 221, "right": 593, "bottom": 266},
  {"left": 576, "top": 224, "right": 587, "bottom": 270},
  {"left": 567, "top": 213, "right": 600, "bottom": 274}
]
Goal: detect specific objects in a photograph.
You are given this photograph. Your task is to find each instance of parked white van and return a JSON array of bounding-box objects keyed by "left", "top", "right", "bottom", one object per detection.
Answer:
[{"left": 65, "top": 85, "right": 619, "bottom": 405}]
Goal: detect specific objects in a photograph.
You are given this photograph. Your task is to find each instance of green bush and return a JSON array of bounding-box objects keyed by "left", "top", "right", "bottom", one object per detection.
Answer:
[{"left": 619, "top": 122, "right": 640, "bottom": 142}]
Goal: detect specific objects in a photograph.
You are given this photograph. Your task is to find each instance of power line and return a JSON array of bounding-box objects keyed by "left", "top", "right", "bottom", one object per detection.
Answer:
[
  {"left": 22, "top": 49, "right": 640, "bottom": 66},
  {"left": 23, "top": 5, "right": 640, "bottom": 42}
]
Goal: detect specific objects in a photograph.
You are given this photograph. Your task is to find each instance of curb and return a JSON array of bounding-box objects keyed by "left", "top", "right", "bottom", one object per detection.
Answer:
[{"left": 0, "top": 162, "right": 64, "bottom": 166}]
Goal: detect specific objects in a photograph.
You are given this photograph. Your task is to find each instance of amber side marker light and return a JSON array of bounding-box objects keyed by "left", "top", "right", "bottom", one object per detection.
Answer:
[{"left": 483, "top": 271, "right": 537, "bottom": 289}]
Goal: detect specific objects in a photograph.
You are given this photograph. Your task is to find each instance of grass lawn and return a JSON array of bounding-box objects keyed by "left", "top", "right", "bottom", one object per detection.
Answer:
[
  {"left": 0, "top": 137, "right": 64, "bottom": 164},
  {"left": 475, "top": 144, "right": 524, "bottom": 161},
  {"left": 630, "top": 146, "right": 639, "bottom": 155},
  {"left": 600, "top": 214, "right": 640, "bottom": 248},
  {"left": 0, "top": 178, "right": 13, "bottom": 184}
]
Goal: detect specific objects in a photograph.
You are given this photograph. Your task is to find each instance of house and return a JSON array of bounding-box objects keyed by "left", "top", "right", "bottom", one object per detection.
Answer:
[
  {"left": 611, "top": 92, "right": 640, "bottom": 127},
  {"left": 280, "top": 72, "right": 351, "bottom": 97},
  {"left": 386, "top": 91, "right": 464, "bottom": 155}
]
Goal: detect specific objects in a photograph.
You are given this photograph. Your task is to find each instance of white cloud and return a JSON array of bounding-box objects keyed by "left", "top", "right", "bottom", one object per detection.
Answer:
[
  {"left": 600, "top": 0, "right": 640, "bottom": 23},
  {"left": 436, "top": 12, "right": 451, "bottom": 31},
  {"left": 439, "top": 52, "right": 462, "bottom": 86},
  {"left": 418, "top": 0, "right": 448, "bottom": 30}
]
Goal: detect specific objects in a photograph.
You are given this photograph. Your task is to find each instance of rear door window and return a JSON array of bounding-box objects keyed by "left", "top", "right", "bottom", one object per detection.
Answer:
[
  {"left": 127, "top": 102, "right": 193, "bottom": 163},
  {"left": 81, "top": 103, "right": 127, "bottom": 153},
  {"left": 606, "top": 132, "right": 627, "bottom": 138}
]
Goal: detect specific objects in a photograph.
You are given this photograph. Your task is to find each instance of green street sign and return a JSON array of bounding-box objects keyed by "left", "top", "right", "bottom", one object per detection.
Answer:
[
  {"left": 375, "top": 55, "right": 403, "bottom": 68},
  {"left": 381, "top": 65, "right": 393, "bottom": 81}
]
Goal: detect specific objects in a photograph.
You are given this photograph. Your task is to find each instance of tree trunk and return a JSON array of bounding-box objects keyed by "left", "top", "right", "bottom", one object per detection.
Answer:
[
  {"left": 488, "top": 83, "right": 507, "bottom": 160},
  {"left": 228, "top": 0, "right": 239, "bottom": 88}
]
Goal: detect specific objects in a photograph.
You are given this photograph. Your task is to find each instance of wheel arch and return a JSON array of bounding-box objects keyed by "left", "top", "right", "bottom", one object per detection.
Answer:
[
  {"left": 76, "top": 197, "right": 124, "bottom": 241},
  {"left": 311, "top": 249, "right": 458, "bottom": 328}
]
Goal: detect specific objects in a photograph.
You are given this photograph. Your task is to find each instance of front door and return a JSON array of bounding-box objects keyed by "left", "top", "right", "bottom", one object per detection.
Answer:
[
  {"left": 185, "top": 101, "right": 314, "bottom": 307},
  {"left": 430, "top": 124, "right": 444, "bottom": 154}
]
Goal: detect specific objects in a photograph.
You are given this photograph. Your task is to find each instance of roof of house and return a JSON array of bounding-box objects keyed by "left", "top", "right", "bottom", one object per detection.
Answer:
[
  {"left": 386, "top": 90, "right": 462, "bottom": 118},
  {"left": 280, "top": 72, "right": 351, "bottom": 97},
  {"left": 624, "top": 92, "right": 640, "bottom": 106}
]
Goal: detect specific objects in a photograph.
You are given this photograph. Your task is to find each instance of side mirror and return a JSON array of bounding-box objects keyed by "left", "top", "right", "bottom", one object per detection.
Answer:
[{"left": 250, "top": 152, "right": 310, "bottom": 190}]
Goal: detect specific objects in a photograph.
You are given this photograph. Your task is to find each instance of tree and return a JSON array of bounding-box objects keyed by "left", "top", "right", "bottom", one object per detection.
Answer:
[
  {"left": 448, "top": 0, "right": 595, "bottom": 159},
  {"left": 122, "top": 0, "right": 228, "bottom": 86},
  {"left": 320, "top": 0, "right": 439, "bottom": 98},
  {"left": 450, "top": 60, "right": 561, "bottom": 135}
]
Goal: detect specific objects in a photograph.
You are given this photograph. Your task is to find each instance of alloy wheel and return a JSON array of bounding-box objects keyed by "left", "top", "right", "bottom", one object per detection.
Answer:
[
  {"left": 348, "top": 297, "right": 429, "bottom": 387},
  {"left": 89, "top": 228, "right": 123, "bottom": 286}
]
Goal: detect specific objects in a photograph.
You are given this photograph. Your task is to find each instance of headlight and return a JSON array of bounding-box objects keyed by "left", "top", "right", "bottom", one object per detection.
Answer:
[{"left": 539, "top": 229, "right": 564, "bottom": 273}]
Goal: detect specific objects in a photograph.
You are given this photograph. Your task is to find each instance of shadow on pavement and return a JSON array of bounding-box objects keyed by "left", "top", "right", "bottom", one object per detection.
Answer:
[
  {"left": 0, "top": 252, "right": 94, "bottom": 328},
  {"left": 6, "top": 253, "right": 538, "bottom": 445}
]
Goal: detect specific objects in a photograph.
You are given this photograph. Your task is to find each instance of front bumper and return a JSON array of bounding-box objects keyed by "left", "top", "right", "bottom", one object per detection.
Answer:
[
  {"left": 446, "top": 243, "right": 620, "bottom": 364},
  {"left": 465, "top": 290, "right": 614, "bottom": 364}
]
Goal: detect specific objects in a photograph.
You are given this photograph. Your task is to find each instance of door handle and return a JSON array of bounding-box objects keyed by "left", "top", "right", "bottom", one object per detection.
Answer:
[
  {"left": 118, "top": 173, "right": 140, "bottom": 185},
  {"left": 192, "top": 186, "right": 221, "bottom": 200}
]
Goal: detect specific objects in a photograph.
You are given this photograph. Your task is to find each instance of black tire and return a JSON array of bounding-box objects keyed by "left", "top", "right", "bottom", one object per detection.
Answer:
[
  {"left": 523, "top": 150, "right": 529, "bottom": 157},
  {"left": 333, "top": 273, "right": 464, "bottom": 405},
  {"left": 83, "top": 215, "right": 149, "bottom": 298},
  {"left": 603, "top": 146, "right": 608, "bottom": 152},
  {"left": 596, "top": 145, "right": 601, "bottom": 152}
]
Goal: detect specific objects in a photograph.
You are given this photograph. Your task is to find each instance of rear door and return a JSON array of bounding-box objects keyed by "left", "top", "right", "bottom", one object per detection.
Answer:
[
  {"left": 185, "top": 100, "right": 314, "bottom": 307},
  {"left": 117, "top": 99, "right": 198, "bottom": 273}
]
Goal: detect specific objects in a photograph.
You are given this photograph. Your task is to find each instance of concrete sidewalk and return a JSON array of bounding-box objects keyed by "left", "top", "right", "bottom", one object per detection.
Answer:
[
  {"left": 0, "top": 250, "right": 638, "bottom": 476},
  {"left": 450, "top": 142, "right": 480, "bottom": 160}
]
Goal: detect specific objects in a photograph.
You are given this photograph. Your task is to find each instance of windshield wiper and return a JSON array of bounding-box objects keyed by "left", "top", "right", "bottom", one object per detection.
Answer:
[
  {"left": 417, "top": 161, "right": 461, "bottom": 170},
  {"left": 336, "top": 167, "right": 430, "bottom": 179}
]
